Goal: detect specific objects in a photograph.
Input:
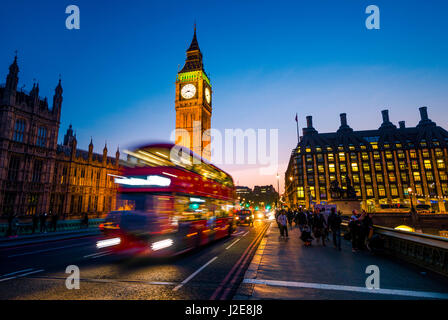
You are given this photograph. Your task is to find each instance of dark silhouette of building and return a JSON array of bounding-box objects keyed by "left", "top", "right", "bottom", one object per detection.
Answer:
[{"left": 285, "top": 108, "right": 448, "bottom": 213}]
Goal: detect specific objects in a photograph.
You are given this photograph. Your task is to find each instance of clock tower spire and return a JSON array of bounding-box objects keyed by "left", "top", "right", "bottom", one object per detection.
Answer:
[{"left": 175, "top": 26, "right": 212, "bottom": 160}]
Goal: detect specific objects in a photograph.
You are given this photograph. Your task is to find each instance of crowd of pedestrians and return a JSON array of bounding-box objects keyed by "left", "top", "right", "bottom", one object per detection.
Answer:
[{"left": 275, "top": 207, "right": 374, "bottom": 253}]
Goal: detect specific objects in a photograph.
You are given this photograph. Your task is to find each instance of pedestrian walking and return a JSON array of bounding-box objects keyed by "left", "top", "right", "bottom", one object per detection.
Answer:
[
  {"left": 40, "top": 212, "right": 48, "bottom": 233},
  {"left": 328, "top": 208, "right": 342, "bottom": 251},
  {"left": 311, "top": 210, "right": 327, "bottom": 246},
  {"left": 277, "top": 210, "right": 288, "bottom": 238},
  {"left": 300, "top": 224, "right": 314, "bottom": 246},
  {"left": 6, "top": 213, "right": 14, "bottom": 237},
  {"left": 82, "top": 213, "right": 89, "bottom": 229},
  {"left": 349, "top": 210, "right": 360, "bottom": 252},
  {"left": 297, "top": 209, "right": 307, "bottom": 232},
  {"left": 11, "top": 215, "right": 19, "bottom": 237},
  {"left": 51, "top": 212, "right": 59, "bottom": 232},
  {"left": 32, "top": 213, "right": 39, "bottom": 234},
  {"left": 361, "top": 211, "right": 374, "bottom": 251}
]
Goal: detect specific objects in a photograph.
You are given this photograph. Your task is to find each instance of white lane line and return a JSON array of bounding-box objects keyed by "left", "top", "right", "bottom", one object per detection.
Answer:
[
  {"left": 243, "top": 279, "right": 448, "bottom": 299},
  {"left": 1, "top": 268, "right": 34, "bottom": 278},
  {"left": 173, "top": 256, "right": 218, "bottom": 292},
  {"left": 226, "top": 238, "right": 241, "bottom": 250},
  {"left": 242, "top": 231, "right": 249, "bottom": 237},
  {"left": 83, "top": 250, "right": 111, "bottom": 258},
  {"left": 149, "top": 281, "right": 177, "bottom": 285},
  {"left": 91, "top": 252, "right": 112, "bottom": 259},
  {"left": 8, "top": 243, "right": 87, "bottom": 258},
  {"left": 33, "top": 276, "right": 176, "bottom": 286},
  {"left": 0, "top": 269, "right": 45, "bottom": 283}
]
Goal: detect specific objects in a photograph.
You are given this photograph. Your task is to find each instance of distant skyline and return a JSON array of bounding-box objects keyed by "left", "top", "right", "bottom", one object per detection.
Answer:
[{"left": 1, "top": 0, "right": 448, "bottom": 193}]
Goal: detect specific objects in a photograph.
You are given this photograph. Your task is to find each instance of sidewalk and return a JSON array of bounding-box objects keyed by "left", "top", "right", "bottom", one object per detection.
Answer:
[
  {"left": 234, "top": 223, "right": 448, "bottom": 300},
  {"left": 0, "top": 228, "right": 100, "bottom": 249}
]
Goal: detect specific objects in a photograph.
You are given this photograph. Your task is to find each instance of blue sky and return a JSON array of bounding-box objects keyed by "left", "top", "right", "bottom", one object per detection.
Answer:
[{"left": 1, "top": 0, "right": 448, "bottom": 191}]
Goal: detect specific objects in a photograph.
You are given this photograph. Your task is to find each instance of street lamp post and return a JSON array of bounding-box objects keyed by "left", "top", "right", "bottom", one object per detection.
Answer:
[
  {"left": 276, "top": 173, "right": 280, "bottom": 208},
  {"left": 408, "top": 187, "right": 419, "bottom": 231}
]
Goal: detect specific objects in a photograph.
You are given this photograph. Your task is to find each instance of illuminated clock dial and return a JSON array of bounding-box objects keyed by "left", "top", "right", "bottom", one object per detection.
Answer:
[
  {"left": 181, "top": 84, "right": 196, "bottom": 99},
  {"left": 205, "top": 87, "right": 211, "bottom": 104}
]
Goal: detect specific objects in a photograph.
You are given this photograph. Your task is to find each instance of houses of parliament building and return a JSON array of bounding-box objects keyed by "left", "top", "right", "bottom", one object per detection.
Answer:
[
  {"left": 0, "top": 55, "right": 120, "bottom": 218},
  {"left": 284, "top": 108, "right": 448, "bottom": 213}
]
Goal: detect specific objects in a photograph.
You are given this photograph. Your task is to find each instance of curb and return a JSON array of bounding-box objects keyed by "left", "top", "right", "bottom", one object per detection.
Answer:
[{"left": 233, "top": 222, "right": 273, "bottom": 300}]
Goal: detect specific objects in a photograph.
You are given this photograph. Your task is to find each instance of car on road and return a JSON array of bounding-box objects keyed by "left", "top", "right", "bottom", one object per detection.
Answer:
[{"left": 235, "top": 209, "right": 254, "bottom": 226}]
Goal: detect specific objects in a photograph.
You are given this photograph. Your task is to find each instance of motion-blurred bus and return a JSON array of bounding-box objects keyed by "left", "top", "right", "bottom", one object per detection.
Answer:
[{"left": 97, "top": 143, "right": 236, "bottom": 257}]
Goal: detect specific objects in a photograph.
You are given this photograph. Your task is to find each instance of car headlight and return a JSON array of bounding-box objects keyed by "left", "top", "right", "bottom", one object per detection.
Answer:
[{"left": 235, "top": 216, "right": 239, "bottom": 220}]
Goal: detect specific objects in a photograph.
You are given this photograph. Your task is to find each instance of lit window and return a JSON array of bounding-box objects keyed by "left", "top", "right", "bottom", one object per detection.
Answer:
[
  {"left": 413, "top": 172, "right": 421, "bottom": 182},
  {"left": 378, "top": 186, "right": 386, "bottom": 197},
  {"left": 351, "top": 163, "right": 358, "bottom": 172},
  {"left": 424, "top": 160, "right": 432, "bottom": 170}
]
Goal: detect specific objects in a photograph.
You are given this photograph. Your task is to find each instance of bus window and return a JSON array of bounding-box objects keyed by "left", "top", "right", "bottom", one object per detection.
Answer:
[{"left": 116, "top": 193, "right": 146, "bottom": 211}]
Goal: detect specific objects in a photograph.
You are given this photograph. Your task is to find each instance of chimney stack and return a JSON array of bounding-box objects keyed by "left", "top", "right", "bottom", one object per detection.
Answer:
[
  {"left": 381, "top": 110, "right": 390, "bottom": 123},
  {"left": 419, "top": 106, "right": 429, "bottom": 121},
  {"left": 306, "top": 116, "right": 313, "bottom": 128},
  {"left": 399, "top": 121, "right": 406, "bottom": 129},
  {"left": 340, "top": 113, "right": 347, "bottom": 127}
]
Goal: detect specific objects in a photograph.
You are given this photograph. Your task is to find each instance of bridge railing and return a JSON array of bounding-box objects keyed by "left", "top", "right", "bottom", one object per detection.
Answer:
[{"left": 341, "top": 221, "right": 448, "bottom": 277}]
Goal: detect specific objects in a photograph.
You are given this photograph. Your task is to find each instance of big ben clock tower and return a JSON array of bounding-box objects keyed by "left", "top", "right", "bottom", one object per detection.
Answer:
[{"left": 175, "top": 26, "right": 212, "bottom": 160}]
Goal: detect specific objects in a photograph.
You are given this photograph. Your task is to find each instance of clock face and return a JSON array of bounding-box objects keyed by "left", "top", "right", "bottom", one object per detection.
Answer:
[
  {"left": 205, "top": 87, "right": 211, "bottom": 104},
  {"left": 181, "top": 84, "right": 196, "bottom": 99}
]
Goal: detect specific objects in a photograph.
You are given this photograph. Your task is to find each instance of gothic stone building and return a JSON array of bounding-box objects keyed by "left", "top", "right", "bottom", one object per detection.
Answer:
[
  {"left": 0, "top": 56, "right": 119, "bottom": 218},
  {"left": 285, "top": 107, "right": 448, "bottom": 213}
]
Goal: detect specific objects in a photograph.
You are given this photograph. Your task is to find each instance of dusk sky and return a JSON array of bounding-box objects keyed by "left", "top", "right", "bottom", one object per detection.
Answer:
[{"left": 1, "top": 0, "right": 448, "bottom": 193}]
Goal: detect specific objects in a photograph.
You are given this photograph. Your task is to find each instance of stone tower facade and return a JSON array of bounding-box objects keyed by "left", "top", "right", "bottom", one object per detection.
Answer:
[{"left": 175, "top": 26, "right": 212, "bottom": 160}]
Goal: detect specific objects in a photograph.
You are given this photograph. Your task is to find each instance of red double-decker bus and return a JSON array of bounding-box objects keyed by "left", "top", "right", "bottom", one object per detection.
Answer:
[{"left": 97, "top": 143, "right": 237, "bottom": 257}]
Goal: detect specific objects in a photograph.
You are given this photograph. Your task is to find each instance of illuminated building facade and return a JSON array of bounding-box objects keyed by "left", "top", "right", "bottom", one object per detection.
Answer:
[
  {"left": 175, "top": 26, "right": 212, "bottom": 160},
  {"left": 285, "top": 107, "right": 448, "bottom": 213},
  {"left": 0, "top": 55, "right": 120, "bottom": 218}
]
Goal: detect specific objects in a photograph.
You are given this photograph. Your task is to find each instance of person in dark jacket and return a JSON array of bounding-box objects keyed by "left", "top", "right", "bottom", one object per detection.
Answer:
[
  {"left": 361, "top": 212, "right": 374, "bottom": 251},
  {"left": 349, "top": 210, "right": 361, "bottom": 252},
  {"left": 40, "top": 212, "right": 48, "bottom": 233},
  {"left": 311, "top": 210, "right": 327, "bottom": 246},
  {"left": 51, "top": 212, "right": 59, "bottom": 232},
  {"left": 297, "top": 210, "right": 307, "bottom": 232},
  {"left": 328, "top": 208, "right": 342, "bottom": 251}
]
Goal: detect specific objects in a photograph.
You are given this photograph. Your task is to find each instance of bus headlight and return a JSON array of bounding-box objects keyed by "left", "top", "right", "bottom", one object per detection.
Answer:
[
  {"left": 151, "top": 239, "right": 174, "bottom": 251},
  {"left": 96, "top": 237, "right": 121, "bottom": 248}
]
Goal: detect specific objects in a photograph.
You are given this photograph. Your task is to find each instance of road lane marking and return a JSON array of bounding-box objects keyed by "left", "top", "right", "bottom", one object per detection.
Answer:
[
  {"left": 173, "top": 256, "right": 218, "bottom": 292},
  {"left": 211, "top": 223, "right": 270, "bottom": 300},
  {"left": 242, "top": 231, "right": 249, "bottom": 237},
  {"left": 242, "top": 279, "right": 448, "bottom": 299},
  {"left": 83, "top": 250, "right": 112, "bottom": 259},
  {"left": 1, "top": 268, "right": 34, "bottom": 277},
  {"left": 226, "top": 238, "right": 241, "bottom": 250},
  {"left": 8, "top": 243, "right": 87, "bottom": 258},
  {"left": 32, "top": 276, "right": 176, "bottom": 286},
  {"left": 0, "top": 269, "right": 44, "bottom": 282}
]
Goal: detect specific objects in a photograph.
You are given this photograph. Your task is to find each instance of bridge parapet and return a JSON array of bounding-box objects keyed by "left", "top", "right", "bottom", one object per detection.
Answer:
[{"left": 342, "top": 222, "right": 448, "bottom": 277}]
